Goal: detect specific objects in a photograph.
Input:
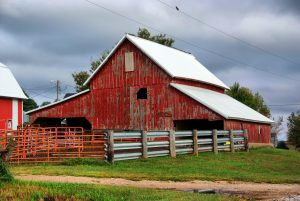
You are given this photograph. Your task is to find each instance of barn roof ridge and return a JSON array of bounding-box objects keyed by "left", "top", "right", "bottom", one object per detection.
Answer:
[
  {"left": 125, "top": 33, "right": 192, "bottom": 55},
  {"left": 170, "top": 83, "right": 273, "bottom": 124},
  {"left": 84, "top": 34, "right": 229, "bottom": 89},
  {"left": 26, "top": 89, "right": 90, "bottom": 114},
  {"left": 0, "top": 62, "right": 27, "bottom": 99}
]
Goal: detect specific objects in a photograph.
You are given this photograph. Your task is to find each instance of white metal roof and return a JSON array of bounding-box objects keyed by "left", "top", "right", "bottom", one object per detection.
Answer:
[
  {"left": 26, "top": 89, "right": 90, "bottom": 114},
  {"left": 84, "top": 34, "right": 229, "bottom": 89},
  {"left": 0, "top": 62, "right": 27, "bottom": 99},
  {"left": 171, "top": 83, "right": 273, "bottom": 124}
]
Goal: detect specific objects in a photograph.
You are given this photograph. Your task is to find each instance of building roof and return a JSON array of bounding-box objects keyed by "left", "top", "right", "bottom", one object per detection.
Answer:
[
  {"left": 0, "top": 62, "right": 27, "bottom": 99},
  {"left": 171, "top": 83, "right": 273, "bottom": 124},
  {"left": 26, "top": 89, "right": 90, "bottom": 114},
  {"left": 84, "top": 34, "right": 229, "bottom": 89}
]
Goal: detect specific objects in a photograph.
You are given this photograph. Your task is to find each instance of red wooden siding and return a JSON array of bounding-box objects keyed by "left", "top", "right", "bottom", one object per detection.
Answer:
[
  {"left": 224, "top": 120, "right": 271, "bottom": 143},
  {"left": 172, "top": 78, "right": 225, "bottom": 93}
]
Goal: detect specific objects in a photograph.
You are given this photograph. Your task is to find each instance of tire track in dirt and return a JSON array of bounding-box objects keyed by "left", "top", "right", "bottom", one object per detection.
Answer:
[{"left": 16, "top": 175, "right": 300, "bottom": 201}]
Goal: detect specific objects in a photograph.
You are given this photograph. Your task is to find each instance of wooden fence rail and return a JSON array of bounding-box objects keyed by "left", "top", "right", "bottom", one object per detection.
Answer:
[{"left": 106, "top": 129, "right": 249, "bottom": 163}]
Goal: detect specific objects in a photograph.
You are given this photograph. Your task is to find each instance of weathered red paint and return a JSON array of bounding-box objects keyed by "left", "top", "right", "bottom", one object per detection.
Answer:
[
  {"left": 224, "top": 120, "right": 271, "bottom": 143},
  {"left": 29, "top": 38, "right": 271, "bottom": 143},
  {"left": 18, "top": 99, "right": 23, "bottom": 125},
  {"left": 0, "top": 97, "right": 13, "bottom": 129}
]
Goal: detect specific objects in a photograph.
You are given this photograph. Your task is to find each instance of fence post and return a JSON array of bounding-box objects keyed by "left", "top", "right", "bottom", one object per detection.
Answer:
[
  {"left": 192, "top": 129, "right": 198, "bottom": 156},
  {"left": 107, "top": 130, "right": 114, "bottom": 164},
  {"left": 244, "top": 129, "right": 249, "bottom": 152},
  {"left": 142, "top": 130, "right": 148, "bottom": 159},
  {"left": 47, "top": 136, "right": 50, "bottom": 162},
  {"left": 229, "top": 129, "right": 234, "bottom": 153},
  {"left": 169, "top": 130, "right": 176, "bottom": 158},
  {"left": 213, "top": 129, "right": 218, "bottom": 154}
]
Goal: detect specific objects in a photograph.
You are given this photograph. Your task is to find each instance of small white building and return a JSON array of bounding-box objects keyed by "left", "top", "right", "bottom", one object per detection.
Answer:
[{"left": 0, "top": 62, "right": 27, "bottom": 130}]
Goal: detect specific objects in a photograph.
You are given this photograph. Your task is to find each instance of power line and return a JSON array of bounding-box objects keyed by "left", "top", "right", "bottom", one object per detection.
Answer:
[
  {"left": 83, "top": 0, "right": 300, "bottom": 83},
  {"left": 268, "top": 104, "right": 300, "bottom": 107},
  {"left": 156, "top": 0, "right": 300, "bottom": 66}
]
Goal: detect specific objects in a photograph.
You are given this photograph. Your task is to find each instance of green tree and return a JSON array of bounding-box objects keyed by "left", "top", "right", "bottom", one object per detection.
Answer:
[
  {"left": 22, "top": 91, "right": 38, "bottom": 112},
  {"left": 73, "top": 28, "right": 175, "bottom": 92},
  {"left": 40, "top": 101, "right": 51, "bottom": 107},
  {"left": 287, "top": 111, "right": 300, "bottom": 149},
  {"left": 72, "top": 71, "right": 90, "bottom": 92},
  {"left": 226, "top": 82, "right": 271, "bottom": 117},
  {"left": 137, "top": 28, "right": 174, "bottom": 47}
]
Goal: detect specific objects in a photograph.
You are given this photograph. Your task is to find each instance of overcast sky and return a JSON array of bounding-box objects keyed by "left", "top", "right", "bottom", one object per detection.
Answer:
[{"left": 1, "top": 0, "right": 299, "bottom": 139}]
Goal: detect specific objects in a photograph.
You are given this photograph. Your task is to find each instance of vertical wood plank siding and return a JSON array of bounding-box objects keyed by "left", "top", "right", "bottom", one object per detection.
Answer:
[
  {"left": 29, "top": 39, "right": 271, "bottom": 143},
  {"left": 224, "top": 120, "right": 271, "bottom": 143}
]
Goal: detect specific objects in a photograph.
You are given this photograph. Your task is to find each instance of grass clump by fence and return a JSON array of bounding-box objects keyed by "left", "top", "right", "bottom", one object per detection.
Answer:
[
  {"left": 0, "top": 159, "right": 13, "bottom": 182},
  {"left": 0, "top": 180, "right": 244, "bottom": 201}
]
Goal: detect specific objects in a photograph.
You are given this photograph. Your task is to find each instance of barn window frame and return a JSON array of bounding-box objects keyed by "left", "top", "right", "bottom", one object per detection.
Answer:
[
  {"left": 137, "top": 88, "right": 148, "bottom": 100},
  {"left": 125, "top": 52, "right": 134, "bottom": 72}
]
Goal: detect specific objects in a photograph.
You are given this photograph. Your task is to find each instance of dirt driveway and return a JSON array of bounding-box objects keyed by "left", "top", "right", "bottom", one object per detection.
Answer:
[{"left": 16, "top": 175, "right": 300, "bottom": 201}]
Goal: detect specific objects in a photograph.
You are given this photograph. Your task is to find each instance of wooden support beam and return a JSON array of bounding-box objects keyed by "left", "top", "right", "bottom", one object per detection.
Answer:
[
  {"left": 213, "top": 129, "right": 218, "bottom": 154},
  {"left": 107, "top": 130, "right": 114, "bottom": 164},
  {"left": 229, "top": 129, "right": 234, "bottom": 153},
  {"left": 192, "top": 129, "right": 198, "bottom": 156},
  {"left": 244, "top": 129, "right": 249, "bottom": 152},
  {"left": 142, "top": 130, "right": 148, "bottom": 159},
  {"left": 169, "top": 130, "right": 176, "bottom": 158}
]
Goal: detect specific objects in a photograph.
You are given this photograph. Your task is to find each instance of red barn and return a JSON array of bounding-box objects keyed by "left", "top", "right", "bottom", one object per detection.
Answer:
[
  {"left": 0, "top": 62, "right": 27, "bottom": 130},
  {"left": 27, "top": 34, "right": 273, "bottom": 145}
]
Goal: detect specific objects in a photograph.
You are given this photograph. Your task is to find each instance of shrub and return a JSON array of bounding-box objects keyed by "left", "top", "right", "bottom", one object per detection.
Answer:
[
  {"left": 276, "top": 141, "right": 289, "bottom": 150},
  {"left": 0, "top": 159, "right": 13, "bottom": 182}
]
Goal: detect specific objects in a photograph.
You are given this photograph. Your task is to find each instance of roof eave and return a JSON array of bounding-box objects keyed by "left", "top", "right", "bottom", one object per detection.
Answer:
[
  {"left": 170, "top": 83, "right": 273, "bottom": 125},
  {"left": 26, "top": 89, "right": 90, "bottom": 114}
]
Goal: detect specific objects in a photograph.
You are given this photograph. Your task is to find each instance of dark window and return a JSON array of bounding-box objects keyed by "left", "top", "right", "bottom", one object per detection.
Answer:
[{"left": 137, "top": 88, "right": 147, "bottom": 99}]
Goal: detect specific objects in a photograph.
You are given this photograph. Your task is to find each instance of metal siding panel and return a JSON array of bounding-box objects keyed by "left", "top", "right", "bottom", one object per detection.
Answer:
[{"left": 0, "top": 98, "right": 13, "bottom": 129}]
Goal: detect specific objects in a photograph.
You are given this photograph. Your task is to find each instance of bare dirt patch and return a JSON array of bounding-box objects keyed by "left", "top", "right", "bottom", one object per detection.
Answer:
[{"left": 16, "top": 175, "right": 300, "bottom": 201}]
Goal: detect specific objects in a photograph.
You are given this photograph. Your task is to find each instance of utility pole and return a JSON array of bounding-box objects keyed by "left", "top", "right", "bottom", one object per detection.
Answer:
[{"left": 51, "top": 80, "right": 61, "bottom": 102}]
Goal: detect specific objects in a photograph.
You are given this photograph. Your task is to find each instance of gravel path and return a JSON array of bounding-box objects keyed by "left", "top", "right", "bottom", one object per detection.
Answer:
[{"left": 16, "top": 175, "right": 300, "bottom": 201}]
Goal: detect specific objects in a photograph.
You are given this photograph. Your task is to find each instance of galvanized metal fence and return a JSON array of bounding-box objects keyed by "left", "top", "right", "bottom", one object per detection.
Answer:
[
  {"left": 0, "top": 127, "right": 106, "bottom": 164},
  {"left": 106, "top": 129, "right": 248, "bottom": 162}
]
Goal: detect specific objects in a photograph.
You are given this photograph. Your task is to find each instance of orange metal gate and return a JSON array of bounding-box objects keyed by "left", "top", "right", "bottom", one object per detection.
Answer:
[{"left": 0, "top": 127, "right": 107, "bottom": 164}]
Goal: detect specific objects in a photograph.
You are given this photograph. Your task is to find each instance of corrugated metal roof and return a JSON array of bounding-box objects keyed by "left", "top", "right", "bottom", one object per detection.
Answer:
[
  {"left": 26, "top": 89, "right": 90, "bottom": 114},
  {"left": 0, "top": 62, "right": 27, "bottom": 99},
  {"left": 171, "top": 83, "right": 273, "bottom": 124},
  {"left": 84, "top": 34, "right": 229, "bottom": 89}
]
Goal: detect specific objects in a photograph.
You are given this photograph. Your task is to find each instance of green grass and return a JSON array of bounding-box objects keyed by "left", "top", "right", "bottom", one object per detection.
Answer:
[
  {"left": 10, "top": 148, "right": 300, "bottom": 183},
  {"left": 0, "top": 180, "right": 243, "bottom": 201}
]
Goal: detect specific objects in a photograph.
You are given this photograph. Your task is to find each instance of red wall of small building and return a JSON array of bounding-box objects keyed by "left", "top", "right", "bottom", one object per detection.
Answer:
[
  {"left": 0, "top": 97, "right": 23, "bottom": 130},
  {"left": 0, "top": 97, "right": 12, "bottom": 129}
]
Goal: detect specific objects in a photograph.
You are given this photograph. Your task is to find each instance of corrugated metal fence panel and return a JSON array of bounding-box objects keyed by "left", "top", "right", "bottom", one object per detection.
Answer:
[{"left": 110, "top": 129, "right": 246, "bottom": 161}]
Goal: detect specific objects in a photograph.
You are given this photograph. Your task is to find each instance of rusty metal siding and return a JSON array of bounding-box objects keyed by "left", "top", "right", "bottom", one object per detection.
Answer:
[{"left": 224, "top": 120, "right": 271, "bottom": 143}]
